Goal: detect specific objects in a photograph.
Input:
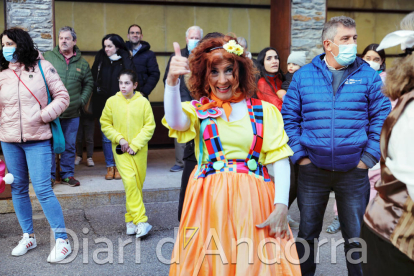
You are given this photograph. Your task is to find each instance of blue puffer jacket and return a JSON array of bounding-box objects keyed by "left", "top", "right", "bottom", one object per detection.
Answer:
[{"left": 282, "top": 54, "right": 391, "bottom": 172}]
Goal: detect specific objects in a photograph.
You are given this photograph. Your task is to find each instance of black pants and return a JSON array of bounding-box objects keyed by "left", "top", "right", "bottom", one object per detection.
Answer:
[
  {"left": 288, "top": 160, "right": 299, "bottom": 208},
  {"left": 361, "top": 223, "right": 414, "bottom": 276},
  {"left": 76, "top": 114, "right": 95, "bottom": 158},
  {"left": 178, "top": 141, "right": 197, "bottom": 222}
]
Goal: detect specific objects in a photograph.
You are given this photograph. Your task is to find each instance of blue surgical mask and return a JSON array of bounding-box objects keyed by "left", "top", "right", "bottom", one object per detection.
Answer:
[
  {"left": 2, "top": 47, "right": 16, "bottom": 62},
  {"left": 187, "top": 39, "right": 199, "bottom": 54},
  {"left": 330, "top": 42, "right": 357, "bottom": 66}
]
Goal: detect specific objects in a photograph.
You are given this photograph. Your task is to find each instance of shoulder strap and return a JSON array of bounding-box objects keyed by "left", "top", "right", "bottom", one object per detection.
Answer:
[
  {"left": 202, "top": 118, "right": 226, "bottom": 162},
  {"left": 246, "top": 98, "right": 264, "bottom": 162},
  {"left": 38, "top": 60, "right": 52, "bottom": 104},
  {"left": 194, "top": 118, "right": 223, "bottom": 177},
  {"left": 13, "top": 70, "right": 42, "bottom": 108}
]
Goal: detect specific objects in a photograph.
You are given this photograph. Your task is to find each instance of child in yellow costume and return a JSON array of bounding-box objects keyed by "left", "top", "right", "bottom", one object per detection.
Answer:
[{"left": 100, "top": 69, "right": 156, "bottom": 238}]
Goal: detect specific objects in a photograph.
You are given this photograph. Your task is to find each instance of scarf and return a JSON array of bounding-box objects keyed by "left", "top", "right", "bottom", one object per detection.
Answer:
[
  {"left": 109, "top": 54, "right": 122, "bottom": 61},
  {"left": 198, "top": 92, "right": 245, "bottom": 121}
]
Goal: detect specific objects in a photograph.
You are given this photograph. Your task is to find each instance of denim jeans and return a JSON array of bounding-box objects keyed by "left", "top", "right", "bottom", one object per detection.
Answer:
[
  {"left": 1, "top": 140, "right": 67, "bottom": 240},
  {"left": 295, "top": 163, "right": 369, "bottom": 276},
  {"left": 100, "top": 123, "right": 115, "bottom": 167},
  {"left": 51, "top": 117, "right": 80, "bottom": 180}
]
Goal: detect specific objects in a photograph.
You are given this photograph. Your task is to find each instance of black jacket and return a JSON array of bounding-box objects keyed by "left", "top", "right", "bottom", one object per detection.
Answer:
[
  {"left": 163, "top": 47, "right": 193, "bottom": 102},
  {"left": 91, "top": 48, "right": 136, "bottom": 118},
  {"left": 281, "top": 72, "right": 294, "bottom": 90},
  {"left": 126, "top": 41, "right": 160, "bottom": 97}
]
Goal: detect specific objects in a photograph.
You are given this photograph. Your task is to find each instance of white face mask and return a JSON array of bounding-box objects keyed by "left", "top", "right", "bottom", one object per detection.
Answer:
[{"left": 366, "top": 60, "right": 381, "bottom": 71}]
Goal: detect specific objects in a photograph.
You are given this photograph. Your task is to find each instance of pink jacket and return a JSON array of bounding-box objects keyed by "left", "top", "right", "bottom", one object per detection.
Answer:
[{"left": 0, "top": 59, "right": 69, "bottom": 143}]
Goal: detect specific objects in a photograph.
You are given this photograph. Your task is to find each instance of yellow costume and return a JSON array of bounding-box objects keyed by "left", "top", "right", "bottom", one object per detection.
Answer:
[
  {"left": 162, "top": 100, "right": 301, "bottom": 276},
  {"left": 101, "top": 92, "right": 155, "bottom": 224}
]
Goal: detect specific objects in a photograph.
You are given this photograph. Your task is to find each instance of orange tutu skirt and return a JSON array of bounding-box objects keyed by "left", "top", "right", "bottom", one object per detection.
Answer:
[{"left": 169, "top": 168, "right": 302, "bottom": 276}]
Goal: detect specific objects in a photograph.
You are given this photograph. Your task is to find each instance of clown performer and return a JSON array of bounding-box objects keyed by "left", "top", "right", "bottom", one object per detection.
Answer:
[
  {"left": 163, "top": 35, "right": 301, "bottom": 275},
  {"left": 0, "top": 159, "right": 14, "bottom": 194}
]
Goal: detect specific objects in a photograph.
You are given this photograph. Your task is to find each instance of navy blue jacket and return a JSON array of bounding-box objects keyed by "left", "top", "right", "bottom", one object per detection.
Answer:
[
  {"left": 281, "top": 54, "right": 391, "bottom": 172},
  {"left": 126, "top": 41, "right": 160, "bottom": 97}
]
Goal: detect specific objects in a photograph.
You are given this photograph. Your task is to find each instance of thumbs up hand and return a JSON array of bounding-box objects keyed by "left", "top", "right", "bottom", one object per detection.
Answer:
[{"left": 166, "top": 42, "right": 191, "bottom": 86}]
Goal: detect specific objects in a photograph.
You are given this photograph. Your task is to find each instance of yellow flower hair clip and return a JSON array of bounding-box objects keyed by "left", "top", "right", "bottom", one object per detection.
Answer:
[
  {"left": 209, "top": 40, "right": 244, "bottom": 56},
  {"left": 223, "top": 40, "right": 244, "bottom": 56}
]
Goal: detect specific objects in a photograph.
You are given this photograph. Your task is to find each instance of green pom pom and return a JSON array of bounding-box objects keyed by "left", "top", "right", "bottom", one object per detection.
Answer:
[
  {"left": 247, "top": 159, "right": 257, "bottom": 171},
  {"left": 213, "top": 161, "right": 225, "bottom": 171}
]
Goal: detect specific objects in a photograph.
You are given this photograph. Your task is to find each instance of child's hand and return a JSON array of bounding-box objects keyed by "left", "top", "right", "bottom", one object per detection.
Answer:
[
  {"left": 276, "top": 89, "right": 287, "bottom": 101},
  {"left": 119, "top": 139, "right": 130, "bottom": 152},
  {"left": 127, "top": 148, "right": 136, "bottom": 155}
]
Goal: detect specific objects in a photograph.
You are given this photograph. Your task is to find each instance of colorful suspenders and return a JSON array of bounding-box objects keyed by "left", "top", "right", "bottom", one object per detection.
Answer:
[{"left": 195, "top": 98, "right": 271, "bottom": 182}]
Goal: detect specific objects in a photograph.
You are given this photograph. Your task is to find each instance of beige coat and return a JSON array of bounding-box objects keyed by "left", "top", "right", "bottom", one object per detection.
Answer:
[{"left": 0, "top": 59, "right": 69, "bottom": 143}]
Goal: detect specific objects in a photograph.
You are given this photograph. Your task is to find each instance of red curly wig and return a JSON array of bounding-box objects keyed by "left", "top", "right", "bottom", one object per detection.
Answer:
[{"left": 187, "top": 35, "right": 258, "bottom": 100}]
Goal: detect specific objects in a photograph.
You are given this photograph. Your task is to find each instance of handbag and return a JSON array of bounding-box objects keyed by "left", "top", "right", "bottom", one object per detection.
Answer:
[{"left": 38, "top": 60, "right": 66, "bottom": 154}]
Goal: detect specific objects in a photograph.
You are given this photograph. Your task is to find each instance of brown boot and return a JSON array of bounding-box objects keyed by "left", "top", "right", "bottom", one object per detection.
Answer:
[
  {"left": 114, "top": 167, "right": 122, "bottom": 180},
  {"left": 105, "top": 167, "right": 115, "bottom": 180}
]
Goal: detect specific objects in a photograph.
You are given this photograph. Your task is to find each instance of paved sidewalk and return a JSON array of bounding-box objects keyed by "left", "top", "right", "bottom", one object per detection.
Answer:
[
  {"left": 0, "top": 148, "right": 349, "bottom": 275},
  {"left": 0, "top": 200, "right": 347, "bottom": 276},
  {"left": 0, "top": 149, "right": 183, "bottom": 213},
  {"left": 53, "top": 148, "right": 182, "bottom": 193}
]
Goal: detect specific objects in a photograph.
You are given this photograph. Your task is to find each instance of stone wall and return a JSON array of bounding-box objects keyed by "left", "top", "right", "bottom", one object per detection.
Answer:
[
  {"left": 291, "top": 0, "right": 326, "bottom": 63},
  {"left": 5, "top": 0, "right": 54, "bottom": 52}
]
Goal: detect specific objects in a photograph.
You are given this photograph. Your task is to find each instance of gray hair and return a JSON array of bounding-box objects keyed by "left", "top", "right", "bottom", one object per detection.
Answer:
[
  {"left": 322, "top": 16, "right": 356, "bottom": 49},
  {"left": 185, "top": 26, "right": 203, "bottom": 39},
  {"left": 400, "top": 11, "right": 414, "bottom": 30},
  {"left": 237, "top": 37, "right": 248, "bottom": 49},
  {"left": 59, "top": 26, "right": 77, "bottom": 41}
]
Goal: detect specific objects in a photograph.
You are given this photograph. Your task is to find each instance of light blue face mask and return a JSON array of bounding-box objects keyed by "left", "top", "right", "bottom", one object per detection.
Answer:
[
  {"left": 330, "top": 42, "right": 357, "bottom": 66},
  {"left": 2, "top": 46, "right": 16, "bottom": 62},
  {"left": 187, "top": 39, "right": 199, "bottom": 54}
]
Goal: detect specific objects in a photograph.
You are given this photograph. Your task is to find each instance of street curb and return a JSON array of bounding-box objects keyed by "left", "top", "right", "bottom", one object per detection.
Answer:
[{"left": 0, "top": 187, "right": 180, "bottom": 214}]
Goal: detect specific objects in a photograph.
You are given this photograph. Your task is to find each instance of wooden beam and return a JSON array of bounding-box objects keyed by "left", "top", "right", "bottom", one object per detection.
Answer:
[{"left": 270, "top": 0, "right": 291, "bottom": 74}]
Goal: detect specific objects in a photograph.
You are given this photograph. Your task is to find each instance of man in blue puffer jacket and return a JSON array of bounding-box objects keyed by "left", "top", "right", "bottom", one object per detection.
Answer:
[{"left": 282, "top": 16, "right": 391, "bottom": 276}]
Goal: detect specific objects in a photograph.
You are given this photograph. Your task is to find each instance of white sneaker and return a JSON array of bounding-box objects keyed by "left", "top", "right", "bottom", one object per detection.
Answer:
[
  {"left": 136, "top": 222, "right": 152, "bottom": 238},
  {"left": 12, "top": 233, "right": 37, "bottom": 256},
  {"left": 75, "top": 156, "right": 82, "bottom": 165},
  {"left": 47, "top": 238, "right": 72, "bottom": 263},
  {"left": 126, "top": 221, "right": 137, "bottom": 235},
  {"left": 86, "top": 157, "right": 95, "bottom": 167}
]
